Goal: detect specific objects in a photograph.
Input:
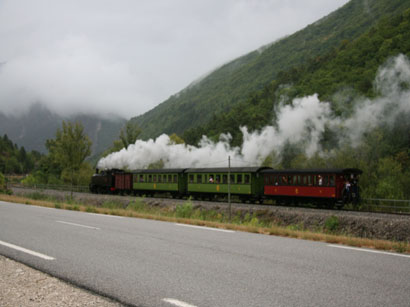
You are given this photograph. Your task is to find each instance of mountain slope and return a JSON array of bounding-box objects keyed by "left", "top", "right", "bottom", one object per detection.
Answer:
[
  {"left": 133, "top": 0, "right": 410, "bottom": 139},
  {"left": 0, "top": 104, "right": 126, "bottom": 156},
  {"left": 182, "top": 7, "right": 410, "bottom": 146}
]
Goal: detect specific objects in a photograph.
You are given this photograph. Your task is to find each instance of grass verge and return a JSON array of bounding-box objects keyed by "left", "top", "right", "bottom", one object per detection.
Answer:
[{"left": 1, "top": 193, "right": 409, "bottom": 254}]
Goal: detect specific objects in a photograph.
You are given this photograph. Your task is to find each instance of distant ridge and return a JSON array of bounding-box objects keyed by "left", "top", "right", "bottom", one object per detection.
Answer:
[{"left": 0, "top": 103, "right": 125, "bottom": 155}]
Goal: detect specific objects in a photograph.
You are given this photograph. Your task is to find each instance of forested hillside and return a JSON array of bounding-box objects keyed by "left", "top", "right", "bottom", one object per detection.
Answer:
[
  {"left": 132, "top": 0, "right": 410, "bottom": 139},
  {"left": 0, "top": 134, "right": 41, "bottom": 175},
  {"left": 183, "top": 8, "right": 410, "bottom": 146}
]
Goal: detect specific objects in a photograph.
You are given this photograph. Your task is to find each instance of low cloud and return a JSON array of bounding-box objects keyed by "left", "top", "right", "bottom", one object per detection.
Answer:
[{"left": 0, "top": 0, "right": 349, "bottom": 119}]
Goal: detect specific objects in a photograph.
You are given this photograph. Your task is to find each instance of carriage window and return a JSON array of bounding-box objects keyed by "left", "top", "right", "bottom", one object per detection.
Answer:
[
  {"left": 287, "top": 176, "right": 293, "bottom": 185},
  {"left": 222, "top": 175, "right": 227, "bottom": 184},
  {"left": 189, "top": 175, "right": 194, "bottom": 183},
  {"left": 302, "top": 176, "right": 307, "bottom": 185},
  {"left": 153, "top": 175, "right": 157, "bottom": 182},
  {"left": 237, "top": 174, "right": 242, "bottom": 184},
  {"left": 158, "top": 175, "right": 162, "bottom": 183},
  {"left": 163, "top": 175, "right": 167, "bottom": 183},
  {"left": 293, "top": 176, "right": 298, "bottom": 185},
  {"left": 308, "top": 176, "right": 312, "bottom": 186},
  {"left": 167, "top": 175, "right": 171, "bottom": 183},
  {"left": 323, "top": 175, "right": 328, "bottom": 186},
  {"left": 317, "top": 175, "right": 323, "bottom": 186},
  {"left": 173, "top": 175, "right": 177, "bottom": 183},
  {"left": 148, "top": 175, "right": 152, "bottom": 182},
  {"left": 204, "top": 175, "right": 208, "bottom": 183},
  {"left": 329, "top": 175, "right": 335, "bottom": 186},
  {"left": 313, "top": 175, "right": 317, "bottom": 186},
  {"left": 230, "top": 174, "right": 235, "bottom": 184},
  {"left": 265, "top": 175, "right": 269, "bottom": 185},
  {"left": 216, "top": 175, "right": 221, "bottom": 183},
  {"left": 244, "top": 174, "right": 250, "bottom": 184},
  {"left": 197, "top": 175, "right": 202, "bottom": 183}
]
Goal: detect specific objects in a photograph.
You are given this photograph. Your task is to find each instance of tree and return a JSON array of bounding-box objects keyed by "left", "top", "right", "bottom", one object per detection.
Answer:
[
  {"left": 119, "top": 121, "right": 141, "bottom": 149},
  {"left": 46, "top": 121, "right": 92, "bottom": 188}
]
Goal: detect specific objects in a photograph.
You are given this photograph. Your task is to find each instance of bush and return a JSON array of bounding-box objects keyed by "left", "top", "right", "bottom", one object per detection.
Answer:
[
  {"left": 0, "top": 172, "right": 5, "bottom": 192},
  {"left": 324, "top": 215, "right": 340, "bottom": 233},
  {"left": 175, "top": 201, "right": 194, "bottom": 218}
]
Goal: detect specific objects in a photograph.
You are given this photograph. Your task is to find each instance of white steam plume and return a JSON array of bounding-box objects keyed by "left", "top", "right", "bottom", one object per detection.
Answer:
[{"left": 98, "top": 54, "right": 410, "bottom": 170}]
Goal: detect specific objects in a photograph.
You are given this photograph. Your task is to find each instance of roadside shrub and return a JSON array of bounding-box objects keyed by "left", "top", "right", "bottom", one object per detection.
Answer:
[
  {"left": 0, "top": 172, "right": 5, "bottom": 192},
  {"left": 324, "top": 215, "right": 340, "bottom": 233},
  {"left": 175, "top": 201, "right": 194, "bottom": 218}
]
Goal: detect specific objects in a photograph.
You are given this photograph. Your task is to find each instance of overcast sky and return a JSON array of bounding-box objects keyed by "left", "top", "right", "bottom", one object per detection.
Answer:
[{"left": 0, "top": 0, "right": 349, "bottom": 119}]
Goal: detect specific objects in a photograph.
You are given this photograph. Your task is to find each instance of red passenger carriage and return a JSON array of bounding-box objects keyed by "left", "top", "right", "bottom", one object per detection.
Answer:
[{"left": 261, "top": 168, "right": 362, "bottom": 208}]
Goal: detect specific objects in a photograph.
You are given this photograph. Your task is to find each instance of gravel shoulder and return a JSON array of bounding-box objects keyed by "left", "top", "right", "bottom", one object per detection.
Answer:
[{"left": 0, "top": 255, "right": 123, "bottom": 307}]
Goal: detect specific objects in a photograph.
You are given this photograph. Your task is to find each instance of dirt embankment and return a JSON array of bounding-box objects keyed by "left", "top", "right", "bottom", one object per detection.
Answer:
[{"left": 11, "top": 187, "right": 410, "bottom": 242}]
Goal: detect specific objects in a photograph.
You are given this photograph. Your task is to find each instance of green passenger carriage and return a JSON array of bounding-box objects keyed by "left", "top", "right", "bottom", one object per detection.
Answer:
[
  {"left": 132, "top": 169, "right": 187, "bottom": 197},
  {"left": 185, "top": 167, "right": 268, "bottom": 201}
]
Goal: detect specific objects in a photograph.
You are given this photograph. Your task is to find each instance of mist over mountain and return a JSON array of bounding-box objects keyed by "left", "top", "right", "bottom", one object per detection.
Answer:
[{"left": 0, "top": 103, "right": 125, "bottom": 155}]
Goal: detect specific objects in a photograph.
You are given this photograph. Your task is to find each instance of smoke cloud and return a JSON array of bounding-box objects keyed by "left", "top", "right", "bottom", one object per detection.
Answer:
[{"left": 98, "top": 54, "right": 410, "bottom": 170}]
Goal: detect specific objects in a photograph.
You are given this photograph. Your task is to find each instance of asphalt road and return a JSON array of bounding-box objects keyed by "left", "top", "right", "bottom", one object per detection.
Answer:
[{"left": 1, "top": 201, "right": 409, "bottom": 307}]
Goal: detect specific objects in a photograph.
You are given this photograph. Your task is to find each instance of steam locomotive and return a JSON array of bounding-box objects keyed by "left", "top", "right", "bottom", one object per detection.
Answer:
[{"left": 90, "top": 167, "right": 362, "bottom": 208}]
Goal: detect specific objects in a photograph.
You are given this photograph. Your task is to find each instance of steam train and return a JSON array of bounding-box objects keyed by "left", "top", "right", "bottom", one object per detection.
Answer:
[{"left": 90, "top": 167, "right": 362, "bottom": 208}]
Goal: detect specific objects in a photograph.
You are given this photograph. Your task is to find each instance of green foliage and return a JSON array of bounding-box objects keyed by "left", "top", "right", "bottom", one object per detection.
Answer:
[
  {"left": 119, "top": 121, "right": 142, "bottom": 149},
  {"left": 324, "top": 216, "right": 340, "bottom": 233},
  {"left": 175, "top": 199, "right": 194, "bottom": 218},
  {"left": 0, "top": 134, "right": 40, "bottom": 175},
  {"left": 169, "top": 133, "right": 184, "bottom": 144},
  {"left": 46, "top": 121, "right": 92, "bottom": 186},
  {"left": 0, "top": 172, "right": 5, "bottom": 192},
  {"left": 102, "top": 121, "right": 142, "bottom": 158}
]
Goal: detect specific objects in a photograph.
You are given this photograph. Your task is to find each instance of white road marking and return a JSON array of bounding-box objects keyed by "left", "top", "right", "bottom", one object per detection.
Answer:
[
  {"left": 328, "top": 244, "right": 410, "bottom": 258},
  {"left": 163, "top": 298, "right": 198, "bottom": 307},
  {"left": 0, "top": 240, "right": 55, "bottom": 260},
  {"left": 56, "top": 221, "right": 100, "bottom": 230},
  {"left": 85, "top": 212, "right": 123, "bottom": 218},
  {"left": 176, "top": 223, "right": 234, "bottom": 233}
]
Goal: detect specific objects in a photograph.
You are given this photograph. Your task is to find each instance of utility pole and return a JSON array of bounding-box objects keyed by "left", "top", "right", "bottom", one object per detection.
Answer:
[{"left": 228, "top": 156, "right": 231, "bottom": 222}]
